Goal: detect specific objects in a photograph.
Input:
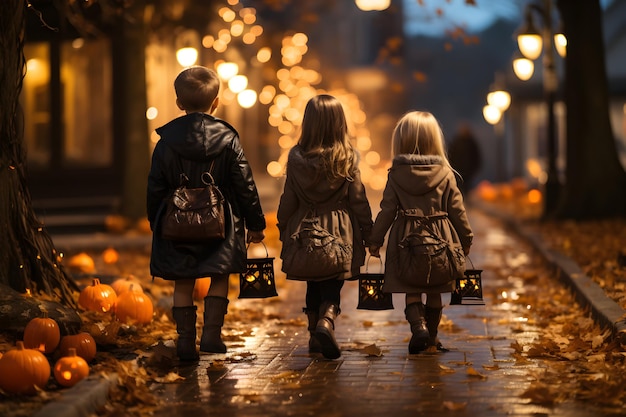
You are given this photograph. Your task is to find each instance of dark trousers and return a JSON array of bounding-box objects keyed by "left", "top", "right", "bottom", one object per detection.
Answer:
[{"left": 306, "top": 279, "right": 344, "bottom": 311}]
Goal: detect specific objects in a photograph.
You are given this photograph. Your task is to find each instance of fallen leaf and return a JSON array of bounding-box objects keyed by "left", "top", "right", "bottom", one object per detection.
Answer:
[
  {"left": 443, "top": 400, "right": 467, "bottom": 411},
  {"left": 467, "top": 367, "right": 487, "bottom": 379}
]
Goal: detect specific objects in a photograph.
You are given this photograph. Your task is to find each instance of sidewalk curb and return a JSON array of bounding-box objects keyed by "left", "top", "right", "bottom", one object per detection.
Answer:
[
  {"left": 476, "top": 204, "right": 626, "bottom": 344},
  {"left": 33, "top": 373, "right": 118, "bottom": 417}
]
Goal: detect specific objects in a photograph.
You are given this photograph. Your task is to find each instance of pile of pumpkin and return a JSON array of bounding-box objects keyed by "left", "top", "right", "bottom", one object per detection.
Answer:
[{"left": 0, "top": 275, "right": 154, "bottom": 396}]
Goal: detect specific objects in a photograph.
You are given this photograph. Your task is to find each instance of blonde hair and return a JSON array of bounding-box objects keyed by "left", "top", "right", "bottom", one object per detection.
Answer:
[
  {"left": 174, "top": 66, "right": 220, "bottom": 112},
  {"left": 298, "top": 94, "right": 356, "bottom": 180},
  {"left": 391, "top": 111, "right": 451, "bottom": 168}
]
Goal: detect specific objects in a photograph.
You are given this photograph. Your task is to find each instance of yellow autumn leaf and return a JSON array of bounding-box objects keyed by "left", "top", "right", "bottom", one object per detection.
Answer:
[
  {"left": 467, "top": 367, "right": 487, "bottom": 379},
  {"left": 443, "top": 401, "right": 467, "bottom": 411},
  {"left": 153, "top": 372, "right": 185, "bottom": 383},
  {"left": 363, "top": 344, "right": 383, "bottom": 357},
  {"left": 438, "top": 364, "right": 456, "bottom": 373}
]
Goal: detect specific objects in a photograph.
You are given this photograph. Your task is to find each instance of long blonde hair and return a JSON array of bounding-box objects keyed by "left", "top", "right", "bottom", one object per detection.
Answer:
[
  {"left": 298, "top": 94, "right": 356, "bottom": 180},
  {"left": 391, "top": 111, "right": 451, "bottom": 168}
]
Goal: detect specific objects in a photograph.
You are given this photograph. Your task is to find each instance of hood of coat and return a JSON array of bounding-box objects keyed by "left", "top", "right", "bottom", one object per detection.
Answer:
[
  {"left": 389, "top": 154, "right": 449, "bottom": 196},
  {"left": 287, "top": 145, "right": 349, "bottom": 203},
  {"left": 155, "top": 113, "right": 236, "bottom": 161}
]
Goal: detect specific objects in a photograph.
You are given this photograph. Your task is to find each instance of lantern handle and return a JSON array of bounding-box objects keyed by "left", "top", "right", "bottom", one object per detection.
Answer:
[
  {"left": 466, "top": 256, "right": 475, "bottom": 270},
  {"left": 364, "top": 254, "right": 384, "bottom": 274},
  {"left": 246, "top": 241, "right": 269, "bottom": 258}
]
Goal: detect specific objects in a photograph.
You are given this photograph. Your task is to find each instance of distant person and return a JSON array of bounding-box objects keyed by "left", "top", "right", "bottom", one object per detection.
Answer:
[
  {"left": 369, "top": 111, "right": 473, "bottom": 353},
  {"left": 448, "top": 124, "right": 482, "bottom": 195},
  {"left": 147, "top": 66, "right": 266, "bottom": 361},
  {"left": 277, "top": 94, "right": 373, "bottom": 360}
]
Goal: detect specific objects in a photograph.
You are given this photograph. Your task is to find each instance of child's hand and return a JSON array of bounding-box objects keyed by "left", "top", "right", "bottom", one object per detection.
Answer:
[
  {"left": 247, "top": 230, "right": 265, "bottom": 243},
  {"left": 369, "top": 246, "right": 381, "bottom": 258}
]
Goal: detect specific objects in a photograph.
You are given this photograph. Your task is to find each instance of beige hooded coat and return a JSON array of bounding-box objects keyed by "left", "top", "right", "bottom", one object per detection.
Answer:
[{"left": 369, "top": 154, "right": 473, "bottom": 293}]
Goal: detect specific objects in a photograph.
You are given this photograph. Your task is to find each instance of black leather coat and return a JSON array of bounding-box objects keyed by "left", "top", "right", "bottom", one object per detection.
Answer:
[{"left": 147, "top": 113, "right": 266, "bottom": 280}]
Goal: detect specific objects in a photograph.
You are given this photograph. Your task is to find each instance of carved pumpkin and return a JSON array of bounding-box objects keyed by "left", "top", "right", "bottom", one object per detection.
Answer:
[
  {"left": 115, "top": 285, "right": 154, "bottom": 325},
  {"left": 23, "top": 313, "right": 61, "bottom": 354},
  {"left": 54, "top": 348, "right": 89, "bottom": 387},
  {"left": 111, "top": 275, "right": 143, "bottom": 295},
  {"left": 58, "top": 332, "right": 97, "bottom": 363},
  {"left": 0, "top": 341, "right": 51, "bottom": 395},
  {"left": 193, "top": 277, "right": 212, "bottom": 301},
  {"left": 79, "top": 278, "right": 117, "bottom": 313},
  {"left": 66, "top": 252, "right": 96, "bottom": 274}
]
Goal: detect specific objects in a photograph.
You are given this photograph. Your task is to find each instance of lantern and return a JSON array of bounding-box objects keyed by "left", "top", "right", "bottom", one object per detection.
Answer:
[
  {"left": 54, "top": 348, "right": 89, "bottom": 387},
  {"left": 79, "top": 278, "right": 117, "bottom": 313},
  {"left": 356, "top": 257, "right": 393, "bottom": 310},
  {"left": 450, "top": 259, "right": 485, "bottom": 306},
  {"left": 239, "top": 243, "right": 277, "bottom": 299}
]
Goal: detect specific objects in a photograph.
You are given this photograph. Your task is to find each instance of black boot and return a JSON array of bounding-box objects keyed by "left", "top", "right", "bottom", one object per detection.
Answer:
[
  {"left": 425, "top": 306, "right": 447, "bottom": 351},
  {"left": 316, "top": 302, "right": 341, "bottom": 359},
  {"left": 405, "top": 302, "right": 430, "bottom": 354},
  {"left": 172, "top": 306, "right": 199, "bottom": 361},
  {"left": 200, "top": 296, "right": 229, "bottom": 353},
  {"left": 303, "top": 308, "right": 322, "bottom": 353}
]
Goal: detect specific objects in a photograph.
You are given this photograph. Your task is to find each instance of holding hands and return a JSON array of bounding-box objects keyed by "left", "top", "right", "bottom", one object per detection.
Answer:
[{"left": 247, "top": 230, "right": 265, "bottom": 243}]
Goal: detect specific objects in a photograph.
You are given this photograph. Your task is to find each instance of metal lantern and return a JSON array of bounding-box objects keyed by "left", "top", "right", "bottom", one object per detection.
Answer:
[
  {"left": 356, "top": 257, "right": 393, "bottom": 310},
  {"left": 239, "top": 243, "right": 278, "bottom": 299},
  {"left": 450, "top": 268, "right": 484, "bottom": 306}
]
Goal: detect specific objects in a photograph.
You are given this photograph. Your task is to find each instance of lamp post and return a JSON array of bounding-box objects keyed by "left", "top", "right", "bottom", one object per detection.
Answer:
[
  {"left": 483, "top": 79, "right": 511, "bottom": 182},
  {"left": 513, "top": 0, "right": 565, "bottom": 215}
]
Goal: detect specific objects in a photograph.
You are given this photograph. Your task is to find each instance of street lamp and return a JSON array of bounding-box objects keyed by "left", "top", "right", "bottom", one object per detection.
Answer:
[
  {"left": 514, "top": 0, "right": 566, "bottom": 215},
  {"left": 355, "top": 0, "right": 391, "bottom": 11}
]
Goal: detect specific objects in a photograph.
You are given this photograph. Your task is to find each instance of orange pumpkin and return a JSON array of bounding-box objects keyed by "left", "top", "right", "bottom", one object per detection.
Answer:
[
  {"left": 193, "top": 278, "right": 212, "bottom": 301},
  {"left": 115, "top": 285, "right": 154, "bottom": 325},
  {"left": 102, "top": 247, "right": 119, "bottom": 264},
  {"left": 135, "top": 217, "right": 152, "bottom": 234},
  {"left": 23, "top": 313, "right": 61, "bottom": 354},
  {"left": 58, "top": 333, "right": 97, "bottom": 363},
  {"left": 104, "top": 214, "right": 129, "bottom": 234},
  {"left": 0, "top": 341, "right": 51, "bottom": 395},
  {"left": 54, "top": 348, "right": 89, "bottom": 387},
  {"left": 111, "top": 275, "right": 143, "bottom": 295},
  {"left": 79, "top": 278, "right": 117, "bottom": 313},
  {"left": 66, "top": 252, "right": 96, "bottom": 274}
]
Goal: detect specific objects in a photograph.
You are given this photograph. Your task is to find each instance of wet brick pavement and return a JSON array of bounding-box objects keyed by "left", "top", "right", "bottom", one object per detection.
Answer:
[{"left": 137, "top": 209, "right": 609, "bottom": 417}]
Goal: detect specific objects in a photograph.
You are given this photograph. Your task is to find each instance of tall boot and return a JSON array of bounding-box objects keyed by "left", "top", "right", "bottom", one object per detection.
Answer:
[
  {"left": 405, "top": 302, "right": 430, "bottom": 354},
  {"left": 172, "top": 306, "right": 199, "bottom": 361},
  {"left": 316, "top": 302, "right": 341, "bottom": 359},
  {"left": 200, "top": 296, "right": 229, "bottom": 353},
  {"left": 425, "top": 306, "right": 447, "bottom": 351},
  {"left": 303, "top": 307, "right": 322, "bottom": 353}
]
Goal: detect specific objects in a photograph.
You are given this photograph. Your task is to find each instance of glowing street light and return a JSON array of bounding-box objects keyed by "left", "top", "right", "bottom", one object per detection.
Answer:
[
  {"left": 176, "top": 47, "right": 198, "bottom": 67},
  {"left": 355, "top": 0, "right": 391, "bottom": 11}
]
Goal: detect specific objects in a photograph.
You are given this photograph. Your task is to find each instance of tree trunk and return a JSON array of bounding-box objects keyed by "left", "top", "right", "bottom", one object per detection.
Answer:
[
  {"left": 555, "top": 0, "right": 626, "bottom": 219},
  {"left": 113, "top": 4, "right": 151, "bottom": 222},
  {"left": 0, "top": 0, "right": 78, "bottom": 308}
]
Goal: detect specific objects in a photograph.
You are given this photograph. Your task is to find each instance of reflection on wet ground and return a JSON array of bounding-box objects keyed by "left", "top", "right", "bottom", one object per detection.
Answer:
[{"left": 147, "top": 209, "right": 605, "bottom": 417}]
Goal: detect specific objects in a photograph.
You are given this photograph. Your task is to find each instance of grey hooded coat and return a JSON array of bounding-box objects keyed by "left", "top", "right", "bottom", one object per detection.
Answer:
[{"left": 277, "top": 145, "right": 373, "bottom": 281}]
